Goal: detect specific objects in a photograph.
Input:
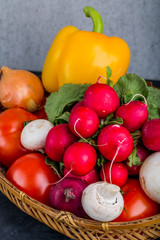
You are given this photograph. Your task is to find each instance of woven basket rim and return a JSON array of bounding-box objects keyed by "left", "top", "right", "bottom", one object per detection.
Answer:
[{"left": 0, "top": 163, "right": 160, "bottom": 232}]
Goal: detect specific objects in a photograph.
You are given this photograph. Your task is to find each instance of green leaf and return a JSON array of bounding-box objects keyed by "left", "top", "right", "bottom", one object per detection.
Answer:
[
  {"left": 54, "top": 111, "right": 70, "bottom": 125},
  {"left": 107, "top": 116, "right": 123, "bottom": 125},
  {"left": 59, "top": 162, "right": 65, "bottom": 175},
  {"left": 100, "top": 113, "right": 114, "bottom": 127},
  {"left": 106, "top": 66, "right": 113, "bottom": 86},
  {"left": 106, "top": 66, "right": 112, "bottom": 79},
  {"left": 147, "top": 87, "right": 160, "bottom": 119},
  {"left": 97, "top": 154, "right": 107, "bottom": 167},
  {"left": 99, "top": 113, "right": 123, "bottom": 128},
  {"left": 106, "top": 79, "right": 114, "bottom": 87},
  {"left": 45, "top": 83, "right": 90, "bottom": 124},
  {"left": 78, "top": 137, "right": 90, "bottom": 143},
  {"left": 45, "top": 156, "right": 64, "bottom": 176},
  {"left": 113, "top": 73, "right": 148, "bottom": 104},
  {"left": 23, "top": 120, "right": 33, "bottom": 127},
  {"left": 131, "top": 130, "right": 141, "bottom": 147},
  {"left": 128, "top": 147, "right": 142, "bottom": 167}
]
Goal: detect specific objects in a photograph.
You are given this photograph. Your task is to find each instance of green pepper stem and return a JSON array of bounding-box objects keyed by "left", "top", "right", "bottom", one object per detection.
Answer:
[{"left": 83, "top": 6, "right": 103, "bottom": 33}]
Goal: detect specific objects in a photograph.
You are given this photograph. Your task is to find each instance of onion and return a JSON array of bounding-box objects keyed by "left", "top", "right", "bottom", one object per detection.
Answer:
[
  {"left": 49, "top": 177, "right": 88, "bottom": 218},
  {"left": 0, "top": 66, "right": 44, "bottom": 112}
]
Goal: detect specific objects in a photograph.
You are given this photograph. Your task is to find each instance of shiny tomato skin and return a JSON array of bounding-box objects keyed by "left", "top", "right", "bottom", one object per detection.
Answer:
[
  {"left": 0, "top": 107, "right": 38, "bottom": 167},
  {"left": 6, "top": 153, "right": 59, "bottom": 205},
  {"left": 114, "top": 179, "right": 160, "bottom": 222}
]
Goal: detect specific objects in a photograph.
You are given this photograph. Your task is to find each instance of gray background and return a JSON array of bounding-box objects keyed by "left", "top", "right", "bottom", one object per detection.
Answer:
[{"left": 0, "top": 0, "right": 160, "bottom": 81}]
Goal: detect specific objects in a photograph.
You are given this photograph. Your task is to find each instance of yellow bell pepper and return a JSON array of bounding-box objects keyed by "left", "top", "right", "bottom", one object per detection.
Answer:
[{"left": 42, "top": 6, "right": 131, "bottom": 93}]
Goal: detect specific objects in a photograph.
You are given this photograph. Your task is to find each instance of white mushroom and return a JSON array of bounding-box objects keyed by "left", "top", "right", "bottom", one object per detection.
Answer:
[
  {"left": 21, "top": 119, "right": 54, "bottom": 152},
  {"left": 139, "top": 151, "right": 160, "bottom": 204},
  {"left": 81, "top": 181, "right": 124, "bottom": 222}
]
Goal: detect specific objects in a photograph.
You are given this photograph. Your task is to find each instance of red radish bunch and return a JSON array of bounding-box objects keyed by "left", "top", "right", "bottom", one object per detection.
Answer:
[
  {"left": 97, "top": 124, "right": 134, "bottom": 162},
  {"left": 83, "top": 83, "right": 120, "bottom": 119},
  {"left": 63, "top": 142, "right": 97, "bottom": 176},
  {"left": 42, "top": 80, "right": 160, "bottom": 220},
  {"left": 45, "top": 123, "right": 78, "bottom": 162},
  {"left": 100, "top": 161, "right": 128, "bottom": 187},
  {"left": 142, "top": 119, "right": 160, "bottom": 151},
  {"left": 44, "top": 81, "right": 150, "bottom": 185},
  {"left": 115, "top": 100, "right": 148, "bottom": 132},
  {"left": 69, "top": 106, "right": 99, "bottom": 138}
]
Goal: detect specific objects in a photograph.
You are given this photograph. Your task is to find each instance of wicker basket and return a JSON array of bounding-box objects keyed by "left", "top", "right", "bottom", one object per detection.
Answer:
[
  {"left": 0, "top": 164, "right": 160, "bottom": 240},
  {"left": 0, "top": 80, "right": 160, "bottom": 240}
]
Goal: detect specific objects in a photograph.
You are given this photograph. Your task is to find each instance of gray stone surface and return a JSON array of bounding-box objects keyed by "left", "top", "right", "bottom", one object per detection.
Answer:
[
  {"left": 0, "top": 191, "right": 71, "bottom": 240},
  {"left": 0, "top": 0, "right": 160, "bottom": 81}
]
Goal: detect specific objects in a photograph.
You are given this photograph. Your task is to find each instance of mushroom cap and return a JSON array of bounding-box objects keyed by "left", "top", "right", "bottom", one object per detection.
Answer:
[
  {"left": 21, "top": 119, "right": 54, "bottom": 151},
  {"left": 81, "top": 181, "right": 124, "bottom": 222}
]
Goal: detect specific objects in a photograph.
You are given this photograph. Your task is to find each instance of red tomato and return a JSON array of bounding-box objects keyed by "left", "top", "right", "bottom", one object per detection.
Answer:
[
  {"left": 0, "top": 107, "right": 38, "bottom": 167},
  {"left": 114, "top": 179, "right": 160, "bottom": 222},
  {"left": 6, "top": 153, "right": 59, "bottom": 205}
]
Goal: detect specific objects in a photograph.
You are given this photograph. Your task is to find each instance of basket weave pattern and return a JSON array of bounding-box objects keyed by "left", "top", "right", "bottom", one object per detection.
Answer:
[{"left": 0, "top": 164, "right": 160, "bottom": 240}]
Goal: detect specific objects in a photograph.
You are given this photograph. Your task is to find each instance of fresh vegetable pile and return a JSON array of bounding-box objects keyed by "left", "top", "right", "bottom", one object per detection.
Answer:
[
  {"left": 0, "top": 6, "right": 160, "bottom": 225},
  {"left": 0, "top": 68, "right": 159, "bottom": 222}
]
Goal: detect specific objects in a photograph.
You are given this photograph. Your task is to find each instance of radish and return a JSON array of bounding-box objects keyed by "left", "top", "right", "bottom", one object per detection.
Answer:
[
  {"left": 20, "top": 119, "right": 54, "bottom": 152},
  {"left": 49, "top": 177, "right": 88, "bottom": 217},
  {"left": 100, "top": 161, "right": 128, "bottom": 187},
  {"left": 71, "top": 100, "right": 84, "bottom": 113},
  {"left": 97, "top": 124, "right": 134, "bottom": 162},
  {"left": 64, "top": 167, "right": 100, "bottom": 185},
  {"left": 125, "top": 143, "right": 150, "bottom": 176},
  {"left": 69, "top": 106, "right": 99, "bottom": 138},
  {"left": 81, "top": 181, "right": 124, "bottom": 222},
  {"left": 142, "top": 119, "right": 160, "bottom": 151},
  {"left": 63, "top": 142, "right": 97, "bottom": 176},
  {"left": 45, "top": 123, "right": 78, "bottom": 162},
  {"left": 140, "top": 152, "right": 160, "bottom": 204},
  {"left": 115, "top": 99, "right": 148, "bottom": 132},
  {"left": 83, "top": 83, "right": 120, "bottom": 119}
]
